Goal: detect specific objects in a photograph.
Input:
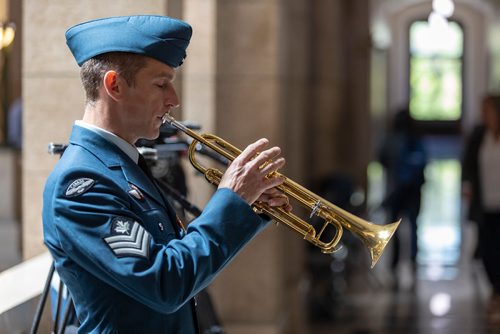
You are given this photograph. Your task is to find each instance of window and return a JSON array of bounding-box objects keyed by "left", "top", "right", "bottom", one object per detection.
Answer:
[{"left": 409, "top": 20, "right": 464, "bottom": 122}]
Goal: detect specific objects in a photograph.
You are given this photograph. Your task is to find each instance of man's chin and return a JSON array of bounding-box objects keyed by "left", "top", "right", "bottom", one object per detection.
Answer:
[
  {"left": 148, "top": 131, "right": 161, "bottom": 141},
  {"left": 138, "top": 130, "right": 161, "bottom": 142}
]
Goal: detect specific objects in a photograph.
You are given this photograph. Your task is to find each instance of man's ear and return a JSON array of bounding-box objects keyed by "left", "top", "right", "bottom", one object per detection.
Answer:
[{"left": 102, "top": 70, "right": 123, "bottom": 101}]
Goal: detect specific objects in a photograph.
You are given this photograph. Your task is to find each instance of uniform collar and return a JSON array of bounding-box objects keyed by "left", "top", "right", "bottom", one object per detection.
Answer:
[
  {"left": 69, "top": 125, "right": 178, "bottom": 228},
  {"left": 69, "top": 124, "right": 169, "bottom": 209},
  {"left": 75, "top": 120, "right": 139, "bottom": 163}
]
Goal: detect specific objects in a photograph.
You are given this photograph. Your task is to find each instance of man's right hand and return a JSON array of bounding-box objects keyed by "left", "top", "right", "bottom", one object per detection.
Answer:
[{"left": 218, "top": 138, "right": 288, "bottom": 208}]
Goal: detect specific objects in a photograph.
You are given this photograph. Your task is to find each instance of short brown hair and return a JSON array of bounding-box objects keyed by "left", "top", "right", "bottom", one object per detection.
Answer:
[{"left": 80, "top": 52, "right": 147, "bottom": 103}]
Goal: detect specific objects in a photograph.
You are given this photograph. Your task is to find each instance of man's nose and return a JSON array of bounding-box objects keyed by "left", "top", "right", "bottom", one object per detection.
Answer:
[{"left": 167, "top": 87, "right": 180, "bottom": 108}]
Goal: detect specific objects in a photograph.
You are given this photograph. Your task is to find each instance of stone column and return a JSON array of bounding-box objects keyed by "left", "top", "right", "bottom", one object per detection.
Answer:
[
  {"left": 308, "top": 0, "right": 371, "bottom": 190},
  {"left": 182, "top": 0, "right": 218, "bottom": 208},
  {"left": 22, "top": 0, "right": 167, "bottom": 258},
  {"left": 183, "top": 1, "right": 309, "bottom": 333}
]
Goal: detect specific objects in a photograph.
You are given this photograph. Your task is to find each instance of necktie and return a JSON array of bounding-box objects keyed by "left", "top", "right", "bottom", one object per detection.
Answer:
[
  {"left": 138, "top": 154, "right": 186, "bottom": 236},
  {"left": 138, "top": 154, "right": 155, "bottom": 180}
]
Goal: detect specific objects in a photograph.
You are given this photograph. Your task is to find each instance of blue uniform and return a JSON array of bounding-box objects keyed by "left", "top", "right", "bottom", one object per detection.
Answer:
[{"left": 42, "top": 125, "right": 269, "bottom": 333}]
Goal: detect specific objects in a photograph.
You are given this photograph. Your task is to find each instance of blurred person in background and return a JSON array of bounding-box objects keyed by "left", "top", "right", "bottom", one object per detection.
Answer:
[
  {"left": 378, "top": 108, "right": 427, "bottom": 289},
  {"left": 462, "top": 94, "right": 500, "bottom": 321}
]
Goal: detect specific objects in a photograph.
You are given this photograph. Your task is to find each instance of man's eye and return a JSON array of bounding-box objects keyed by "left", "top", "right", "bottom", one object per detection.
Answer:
[{"left": 156, "top": 83, "right": 168, "bottom": 89}]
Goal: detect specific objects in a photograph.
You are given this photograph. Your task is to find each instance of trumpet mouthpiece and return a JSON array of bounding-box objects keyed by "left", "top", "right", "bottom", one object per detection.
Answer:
[{"left": 161, "top": 113, "right": 173, "bottom": 124}]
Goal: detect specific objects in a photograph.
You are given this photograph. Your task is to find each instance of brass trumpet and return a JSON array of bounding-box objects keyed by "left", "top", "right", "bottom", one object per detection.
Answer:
[{"left": 162, "top": 114, "right": 400, "bottom": 268}]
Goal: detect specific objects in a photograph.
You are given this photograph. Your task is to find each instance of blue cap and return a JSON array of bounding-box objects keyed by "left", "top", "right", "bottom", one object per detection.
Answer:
[{"left": 65, "top": 15, "right": 192, "bottom": 68}]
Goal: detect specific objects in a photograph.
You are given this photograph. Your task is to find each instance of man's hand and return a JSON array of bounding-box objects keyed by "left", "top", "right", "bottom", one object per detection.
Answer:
[
  {"left": 218, "top": 138, "right": 290, "bottom": 210},
  {"left": 257, "top": 187, "right": 292, "bottom": 212}
]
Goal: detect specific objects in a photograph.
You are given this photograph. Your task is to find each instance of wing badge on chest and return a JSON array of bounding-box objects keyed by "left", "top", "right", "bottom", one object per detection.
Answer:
[{"left": 65, "top": 178, "right": 95, "bottom": 197}]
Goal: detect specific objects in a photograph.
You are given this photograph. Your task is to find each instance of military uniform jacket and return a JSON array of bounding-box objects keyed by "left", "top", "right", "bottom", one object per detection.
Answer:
[{"left": 42, "top": 125, "right": 269, "bottom": 333}]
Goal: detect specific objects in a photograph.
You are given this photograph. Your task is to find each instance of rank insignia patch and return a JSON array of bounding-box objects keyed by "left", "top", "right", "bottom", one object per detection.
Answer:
[
  {"left": 128, "top": 183, "right": 144, "bottom": 201},
  {"left": 104, "top": 217, "right": 151, "bottom": 259},
  {"left": 65, "top": 178, "right": 95, "bottom": 197}
]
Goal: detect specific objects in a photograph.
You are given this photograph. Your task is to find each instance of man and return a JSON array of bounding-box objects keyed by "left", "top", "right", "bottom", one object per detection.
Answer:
[{"left": 42, "top": 15, "right": 290, "bottom": 333}]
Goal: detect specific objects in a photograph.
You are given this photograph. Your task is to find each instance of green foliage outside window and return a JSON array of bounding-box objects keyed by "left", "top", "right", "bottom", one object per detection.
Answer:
[{"left": 409, "top": 21, "right": 464, "bottom": 121}]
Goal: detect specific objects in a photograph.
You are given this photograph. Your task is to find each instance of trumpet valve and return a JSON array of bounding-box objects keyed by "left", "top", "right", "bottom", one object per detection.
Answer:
[{"left": 309, "top": 200, "right": 322, "bottom": 218}]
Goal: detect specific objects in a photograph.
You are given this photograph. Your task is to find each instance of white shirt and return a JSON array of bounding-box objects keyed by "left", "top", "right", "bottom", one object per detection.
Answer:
[
  {"left": 75, "top": 120, "right": 139, "bottom": 164},
  {"left": 479, "top": 131, "right": 500, "bottom": 211}
]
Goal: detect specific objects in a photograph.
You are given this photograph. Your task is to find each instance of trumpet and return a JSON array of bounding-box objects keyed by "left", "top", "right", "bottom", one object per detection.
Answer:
[{"left": 162, "top": 114, "right": 400, "bottom": 268}]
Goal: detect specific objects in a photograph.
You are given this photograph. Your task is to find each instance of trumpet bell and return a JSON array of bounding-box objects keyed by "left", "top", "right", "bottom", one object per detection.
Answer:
[
  {"left": 360, "top": 219, "right": 401, "bottom": 268},
  {"left": 272, "top": 178, "right": 401, "bottom": 268}
]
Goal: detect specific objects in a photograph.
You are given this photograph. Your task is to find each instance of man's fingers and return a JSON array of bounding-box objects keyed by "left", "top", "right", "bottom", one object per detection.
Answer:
[
  {"left": 269, "top": 199, "right": 293, "bottom": 212},
  {"left": 259, "top": 187, "right": 282, "bottom": 200},
  {"left": 258, "top": 190, "right": 293, "bottom": 212},
  {"left": 250, "top": 147, "right": 281, "bottom": 170},
  {"left": 236, "top": 138, "right": 269, "bottom": 165},
  {"left": 260, "top": 157, "right": 285, "bottom": 176},
  {"left": 220, "top": 137, "right": 287, "bottom": 205}
]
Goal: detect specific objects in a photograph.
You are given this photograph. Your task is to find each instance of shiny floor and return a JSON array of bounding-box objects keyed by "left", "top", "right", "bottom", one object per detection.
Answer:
[
  {"left": 308, "top": 225, "right": 500, "bottom": 334},
  {"left": 308, "top": 158, "right": 500, "bottom": 334}
]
